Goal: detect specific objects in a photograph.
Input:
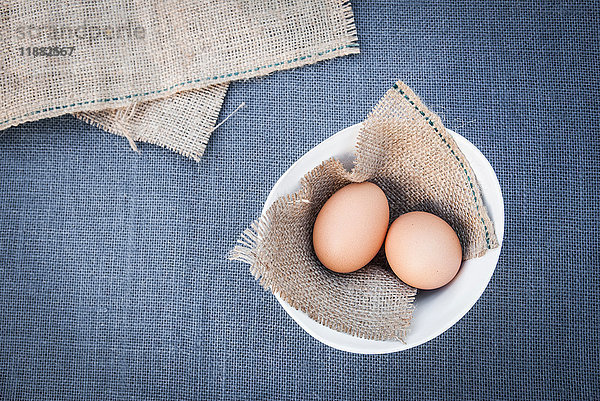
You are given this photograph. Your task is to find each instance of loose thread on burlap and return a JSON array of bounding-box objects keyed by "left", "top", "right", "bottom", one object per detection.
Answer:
[
  {"left": 207, "top": 102, "right": 246, "bottom": 134},
  {"left": 113, "top": 103, "right": 140, "bottom": 152},
  {"left": 391, "top": 82, "right": 491, "bottom": 248}
]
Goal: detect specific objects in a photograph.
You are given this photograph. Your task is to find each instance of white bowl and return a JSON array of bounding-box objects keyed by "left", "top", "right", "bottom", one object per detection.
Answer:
[{"left": 262, "top": 123, "right": 504, "bottom": 354}]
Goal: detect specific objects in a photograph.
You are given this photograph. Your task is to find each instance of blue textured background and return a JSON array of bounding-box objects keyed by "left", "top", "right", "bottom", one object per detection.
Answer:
[{"left": 1, "top": 1, "right": 599, "bottom": 399}]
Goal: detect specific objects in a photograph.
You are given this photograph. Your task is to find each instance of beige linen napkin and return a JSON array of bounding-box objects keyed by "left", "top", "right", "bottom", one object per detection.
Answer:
[{"left": 1, "top": 1, "right": 358, "bottom": 159}]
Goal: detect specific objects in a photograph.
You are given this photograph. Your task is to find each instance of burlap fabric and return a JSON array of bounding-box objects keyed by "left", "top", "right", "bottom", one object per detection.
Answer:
[
  {"left": 75, "top": 85, "right": 229, "bottom": 161},
  {"left": 230, "top": 81, "right": 498, "bottom": 341},
  {"left": 0, "top": 1, "right": 358, "bottom": 160}
]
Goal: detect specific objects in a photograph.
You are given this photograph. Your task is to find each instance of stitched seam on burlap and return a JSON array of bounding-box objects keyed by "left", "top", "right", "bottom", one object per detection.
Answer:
[
  {"left": 392, "top": 83, "right": 491, "bottom": 249},
  {"left": 1, "top": 44, "right": 359, "bottom": 127}
]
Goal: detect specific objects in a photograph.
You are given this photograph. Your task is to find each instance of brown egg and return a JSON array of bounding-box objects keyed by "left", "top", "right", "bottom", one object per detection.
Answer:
[
  {"left": 385, "top": 211, "right": 462, "bottom": 290},
  {"left": 313, "top": 182, "right": 389, "bottom": 273}
]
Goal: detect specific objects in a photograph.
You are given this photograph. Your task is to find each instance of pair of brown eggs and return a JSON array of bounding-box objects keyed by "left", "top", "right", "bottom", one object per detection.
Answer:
[{"left": 312, "top": 182, "right": 462, "bottom": 290}]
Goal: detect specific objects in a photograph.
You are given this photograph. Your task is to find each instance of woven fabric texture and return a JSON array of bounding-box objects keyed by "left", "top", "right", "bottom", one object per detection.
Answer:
[
  {"left": 1, "top": 1, "right": 599, "bottom": 400},
  {"left": 1, "top": 0, "right": 358, "bottom": 159},
  {"left": 74, "top": 85, "right": 229, "bottom": 161}
]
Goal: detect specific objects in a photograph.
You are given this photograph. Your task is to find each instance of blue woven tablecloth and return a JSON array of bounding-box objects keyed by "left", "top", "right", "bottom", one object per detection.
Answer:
[{"left": 1, "top": 1, "right": 599, "bottom": 399}]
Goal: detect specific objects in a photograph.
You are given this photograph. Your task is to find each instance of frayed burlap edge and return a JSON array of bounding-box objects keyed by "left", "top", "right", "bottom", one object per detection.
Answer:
[{"left": 73, "top": 84, "right": 229, "bottom": 161}]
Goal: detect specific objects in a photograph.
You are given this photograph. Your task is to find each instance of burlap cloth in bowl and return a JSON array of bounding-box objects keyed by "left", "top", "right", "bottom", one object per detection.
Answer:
[{"left": 230, "top": 81, "right": 499, "bottom": 341}]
